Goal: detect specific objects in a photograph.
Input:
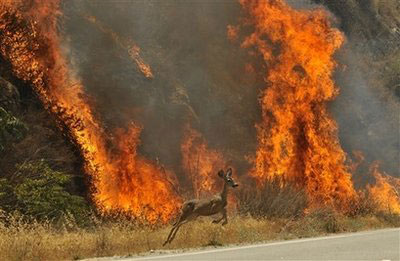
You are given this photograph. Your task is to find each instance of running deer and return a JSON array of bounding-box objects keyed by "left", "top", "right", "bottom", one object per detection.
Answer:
[{"left": 163, "top": 168, "right": 238, "bottom": 246}]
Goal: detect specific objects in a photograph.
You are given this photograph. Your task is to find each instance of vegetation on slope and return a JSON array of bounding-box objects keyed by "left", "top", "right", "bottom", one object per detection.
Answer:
[
  {"left": 0, "top": 71, "right": 88, "bottom": 221},
  {"left": 0, "top": 1, "right": 399, "bottom": 260}
]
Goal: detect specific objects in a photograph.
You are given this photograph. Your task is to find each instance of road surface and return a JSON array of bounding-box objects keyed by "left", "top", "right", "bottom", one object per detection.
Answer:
[{"left": 129, "top": 228, "right": 399, "bottom": 260}]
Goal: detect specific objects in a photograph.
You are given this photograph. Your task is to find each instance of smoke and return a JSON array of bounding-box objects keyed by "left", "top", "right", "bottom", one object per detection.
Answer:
[
  {"left": 331, "top": 42, "right": 400, "bottom": 183},
  {"left": 286, "top": 0, "right": 400, "bottom": 181},
  {"left": 61, "top": 0, "right": 262, "bottom": 185},
  {"left": 60, "top": 0, "right": 398, "bottom": 193},
  {"left": 286, "top": 0, "right": 318, "bottom": 9}
]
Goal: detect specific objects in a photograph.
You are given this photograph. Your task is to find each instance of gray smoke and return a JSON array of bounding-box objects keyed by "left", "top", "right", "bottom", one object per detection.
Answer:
[
  {"left": 61, "top": 0, "right": 260, "bottom": 183},
  {"left": 289, "top": 0, "right": 400, "bottom": 182},
  {"left": 61, "top": 0, "right": 398, "bottom": 188},
  {"left": 332, "top": 45, "right": 400, "bottom": 184}
]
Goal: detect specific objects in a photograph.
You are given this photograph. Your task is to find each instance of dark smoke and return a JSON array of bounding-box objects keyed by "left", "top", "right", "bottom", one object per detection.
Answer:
[
  {"left": 61, "top": 0, "right": 262, "bottom": 185},
  {"left": 60, "top": 0, "right": 398, "bottom": 191},
  {"left": 331, "top": 37, "right": 400, "bottom": 183},
  {"left": 288, "top": 0, "right": 399, "bottom": 181}
]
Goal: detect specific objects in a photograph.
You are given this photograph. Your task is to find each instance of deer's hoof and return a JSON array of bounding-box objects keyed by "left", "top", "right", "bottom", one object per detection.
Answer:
[
  {"left": 222, "top": 221, "right": 228, "bottom": 226},
  {"left": 212, "top": 220, "right": 219, "bottom": 224}
]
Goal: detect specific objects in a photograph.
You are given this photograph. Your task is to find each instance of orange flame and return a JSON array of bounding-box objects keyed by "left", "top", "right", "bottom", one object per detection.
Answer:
[
  {"left": 367, "top": 163, "right": 400, "bottom": 214},
  {"left": 181, "top": 124, "right": 226, "bottom": 197},
  {"left": 98, "top": 126, "right": 181, "bottom": 222},
  {"left": 239, "top": 0, "right": 356, "bottom": 209},
  {"left": 0, "top": 0, "right": 179, "bottom": 223}
]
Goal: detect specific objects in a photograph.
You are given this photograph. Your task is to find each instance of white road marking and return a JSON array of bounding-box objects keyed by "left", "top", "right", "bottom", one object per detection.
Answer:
[{"left": 130, "top": 228, "right": 400, "bottom": 260}]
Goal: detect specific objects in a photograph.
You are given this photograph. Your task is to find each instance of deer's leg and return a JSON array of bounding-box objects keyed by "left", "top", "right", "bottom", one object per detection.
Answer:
[
  {"left": 168, "top": 212, "right": 198, "bottom": 244},
  {"left": 163, "top": 215, "right": 184, "bottom": 246},
  {"left": 163, "top": 224, "right": 179, "bottom": 246},
  {"left": 163, "top": 209, "right": 194, "bottom": 246},
  {"left": 167, "top": 219, "right": 189, "bottom": 244},
  {"left": 221, "top": 208, "right": 228, "bottom": 226},
  {"left": 212, "top": 212, "right": 225, "bottom": 224}
]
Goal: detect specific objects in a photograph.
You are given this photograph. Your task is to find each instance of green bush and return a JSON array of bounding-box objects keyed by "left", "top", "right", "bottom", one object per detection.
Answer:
[
  {"left": 0, "top": 160, "right": 89, "bottom": 221},
  {"left": 0, "top": 178, "right": 16, "bottom": 213},
  {"left": 0, "top": 107, "right": 27, "bottom": 152}
]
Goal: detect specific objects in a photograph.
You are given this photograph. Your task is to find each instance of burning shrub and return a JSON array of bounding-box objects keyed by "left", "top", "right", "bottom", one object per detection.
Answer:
[
  {"left": 237, "top": 180, "right": 308, "bottom": 219},
  {"left": 0, "top": 160, "right": 89, "bottom": 221},
  {"left": 367, "top": 164, "right": 400, "bottom": 215}
]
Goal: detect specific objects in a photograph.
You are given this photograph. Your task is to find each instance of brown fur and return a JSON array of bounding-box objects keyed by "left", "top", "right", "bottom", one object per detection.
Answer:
[{"left": 163, "top": 168, "right": 238, "bottom": 246}]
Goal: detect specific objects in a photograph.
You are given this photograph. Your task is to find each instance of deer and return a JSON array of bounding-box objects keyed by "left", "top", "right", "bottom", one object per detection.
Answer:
[{"left": 163, "top": 167, "right": 238, "bottom": 246}]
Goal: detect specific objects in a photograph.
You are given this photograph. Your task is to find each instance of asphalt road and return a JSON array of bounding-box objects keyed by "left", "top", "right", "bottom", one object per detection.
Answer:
[{"left": 129, "top": 228, "right": 399, "bottom": 261}]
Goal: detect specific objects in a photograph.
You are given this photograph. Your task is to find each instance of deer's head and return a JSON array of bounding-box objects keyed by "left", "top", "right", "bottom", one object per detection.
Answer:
[{"left": 218, "top": 168, "right": 239, "bottom": 188}]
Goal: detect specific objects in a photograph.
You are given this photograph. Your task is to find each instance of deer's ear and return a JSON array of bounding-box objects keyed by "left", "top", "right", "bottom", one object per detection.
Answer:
[
  {"left": 218, "top": 170, "right": 225, "bottom": 178},
  {"left": 226, "top": 168, "right": 232, "bottom": 177}
]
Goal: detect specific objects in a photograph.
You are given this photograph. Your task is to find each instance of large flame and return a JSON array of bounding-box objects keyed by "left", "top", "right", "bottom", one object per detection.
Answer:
[
  {"left": 0, "top": 0, "right": 180, "bottom": 223},
  {"left": 239, "top": 0, "right": 356, "bottom": 209}
]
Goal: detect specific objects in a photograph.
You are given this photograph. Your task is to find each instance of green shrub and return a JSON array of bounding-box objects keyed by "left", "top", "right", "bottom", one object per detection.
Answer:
[
  {"left": 0, "top": 106, "right": 27, "bottom": 152},
  {"left": 0, "top": 178, "right": 17, "bottom": 213},
  {"left": 0, "top": 160, "right": 89, "bottom": 221}
]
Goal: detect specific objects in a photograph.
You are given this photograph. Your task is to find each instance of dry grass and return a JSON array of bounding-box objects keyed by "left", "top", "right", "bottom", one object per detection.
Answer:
[
  {"left": 0, "top": 215, "right": 279, "bottom": 261},
  {"left": 0, "top": 210, "right": 398, "bottom": 261},
  {"left": 1, "top": 181, "right": 398, "bottom": 261},
  {"left": 1, "top": 181, "right": 397, "bottom": 260}
]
